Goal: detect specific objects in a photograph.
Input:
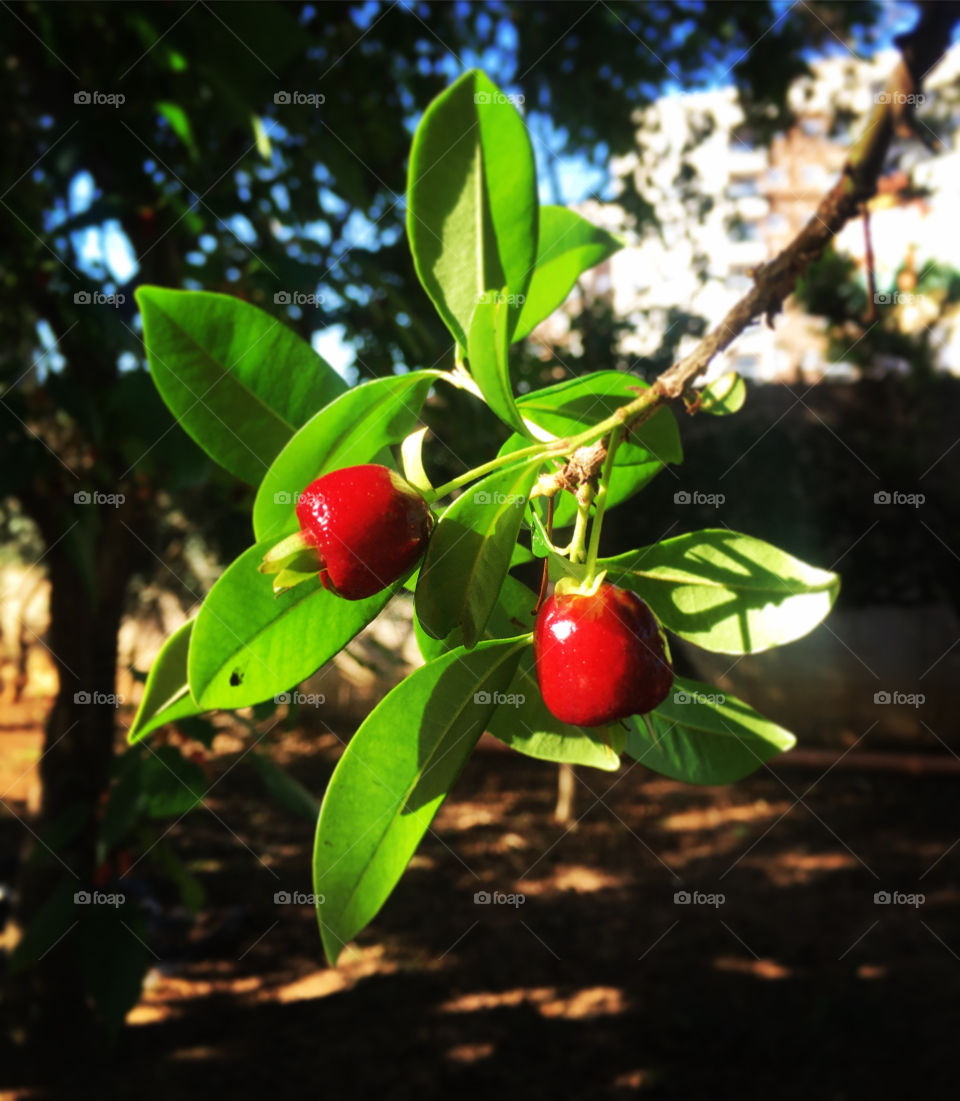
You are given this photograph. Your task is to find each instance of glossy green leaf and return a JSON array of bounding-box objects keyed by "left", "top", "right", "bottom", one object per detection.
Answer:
[
  {"left": 252, "top": 370, "right": 442, "bottom": 541},
  {"left": 314, "top": 636, "right": 526, "bottom": 965},
  {"left": 624, "top": 676, "right": 795, "bottom": 784},
  {"left": 401, "top": 426, "right": 434, "bottom": 494},
  {"left": 407, "top": 70, "right": 538, "bottom": 347},
  {"left": 415, "top": 458, "right": 543, "bottom": 647},
  {"left": 188, "top": 541, "right": 393, "bottom": 709},
  {"left": 513, "top": 206, "right": 623, "bottom": 341},
  {"left": 414, "top": 573, "right": 538, "bottom": 663},
  {"left": 467, "top": 294, "right": 529, "bottom": 435},
  {"left": 136, "top": 286, "right": 345, "bottom": 485},
  {"left": 601, "top": 529, "right": 840, "bottom": 654},
  {"left": 698, "top": 372, "right": 746, "bottom": 416},
  {"left": 504, "top": 371, "right": 682, "bottom": 526},
  {"left": 128, "top": 620, "right": 204, "bottom": 743},
  {"left": 512, "top": 372, "right": 682, "bottom": 466}
]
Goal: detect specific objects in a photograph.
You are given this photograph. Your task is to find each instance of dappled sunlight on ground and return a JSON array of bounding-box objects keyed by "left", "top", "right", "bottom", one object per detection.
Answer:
[{"left": 5, "top": 714, "right": 960, "bottom": 1098}]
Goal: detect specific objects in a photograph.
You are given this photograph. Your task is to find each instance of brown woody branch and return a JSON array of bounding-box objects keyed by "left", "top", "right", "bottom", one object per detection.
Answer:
[{"left": 545, "top": 2, "right": 960, "bottom": 494}]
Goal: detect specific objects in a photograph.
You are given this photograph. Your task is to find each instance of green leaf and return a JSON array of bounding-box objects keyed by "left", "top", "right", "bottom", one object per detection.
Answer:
[
  {"left": 313, "top": 636, "right": 525, "bottom": 965},
  {"left": 249, "top": 749, "right": 320, "bottom": 822},
  {"left": 140, "top": 746, "right": 207, "bottom": 818},
  {"left": 77, "top": 903, "right": 152, "bottom": 1039},
  {"left": 624, "top": 676, "right": 795, "bottom": 784},
  {"left": 128, "top": 620, "right": 204, "bottom": 744},
  {"left": 415, "top": 458, "right": 543, "bottom": 647},
  {"left": 504, "top": 371, "right": 683, "bottom": 526},
  {"left": 9, "top": 878, "right": 77, "bottom": 974},
  {"left": 252, "top": 370, "right": 441, "bottom": 541},
  {"left": 136, "top": 287, "right": 346, "bottom": 485},
  {"left": 513, "top": 206, "right": 623, "bottom": 341},
  {"left": 407, "top": 70, "right": 538, "bottom": 347},
  {"left": 467, "top": 294, "right": 529, "bottom": 436},
  {"left": 188, "top": 541, "right": 393, "bottom": 710},
  {"left": 698, "top": 372, "right": 746, "bottom": 416},
  {"left": 601, "top": 529, "right": 840, "bottom": 654},
  {"left": 156, "top": 101, "right": 198, "bottom": 158},
  {"left": 99, "top": 749, "right": 144, "bottom": 849},
  {"left": 401, "top": 426, "right": 434, "bottom": 494},
  {"left": 151, "top": 841, "right": 206, "bottom": 912},
  {"left": 514, "top": 372, "right": 682, "bottom": 466},
  {"left": 414, "top": 573, "right": 537, "bottom": 663}
]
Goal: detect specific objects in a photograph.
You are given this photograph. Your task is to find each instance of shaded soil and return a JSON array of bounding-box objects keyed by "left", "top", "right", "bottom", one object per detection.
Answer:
[{"left": 3, "top": 711, "right": 960, "bottom": 1101}]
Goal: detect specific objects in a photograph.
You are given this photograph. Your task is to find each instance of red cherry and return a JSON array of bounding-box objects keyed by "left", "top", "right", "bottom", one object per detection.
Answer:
[
  {"left": 295, "top": 464, "right": 433, "bottom": 600},
  {"left": 534, "top": 583, "right": 673, "bottom": 726}
]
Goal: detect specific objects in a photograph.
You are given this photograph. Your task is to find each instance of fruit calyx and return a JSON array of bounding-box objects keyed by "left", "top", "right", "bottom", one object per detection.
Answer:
[{"left": 259, "top": 530, "right": 322, "bottom": 596}]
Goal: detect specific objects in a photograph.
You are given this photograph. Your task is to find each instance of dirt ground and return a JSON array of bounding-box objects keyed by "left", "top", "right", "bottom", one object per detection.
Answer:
[{"left": 2, "top": 707, "right": 959, "bottom": 1100}]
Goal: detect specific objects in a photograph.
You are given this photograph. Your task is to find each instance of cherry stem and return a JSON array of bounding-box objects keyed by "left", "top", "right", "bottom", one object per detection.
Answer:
[
  {"left": 584, "top": 427, "right": 623, "bottom": 587},
  {"left": 568, "top": 483, "right": 595, "bottom": 564}
]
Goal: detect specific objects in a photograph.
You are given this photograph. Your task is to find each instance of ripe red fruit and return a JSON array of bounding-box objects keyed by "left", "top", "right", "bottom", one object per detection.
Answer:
[
  {"left": 534, "top": 583, "right": 673, "bottom": 726},
  {"left": 295, "top": 464, "right": 433, "bottom": 600}
]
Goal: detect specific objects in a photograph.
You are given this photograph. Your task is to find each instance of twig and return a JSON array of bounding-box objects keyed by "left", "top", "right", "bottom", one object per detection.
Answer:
[
  {"left": 863, "top": 200, "right": 878, "bottom": 323},
  {"left": 652, "top": 2, "right": 958, "bottom": 403},
  {"left": 546, "top": 3, "right": 959, "bottom": 495}
]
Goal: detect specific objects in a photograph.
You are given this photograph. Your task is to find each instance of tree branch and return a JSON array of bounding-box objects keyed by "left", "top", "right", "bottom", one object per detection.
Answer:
[
  {"left": 655, "top": 0, "right": 960, "bottom": 401},
  {"left": 543, "top": 2, "right": 960, "bottom": 495}
]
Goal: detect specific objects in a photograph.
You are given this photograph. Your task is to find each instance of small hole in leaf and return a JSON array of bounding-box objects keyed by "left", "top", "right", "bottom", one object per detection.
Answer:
[{"left": 230, "top": 670, "right": 244, "bottom": 686}]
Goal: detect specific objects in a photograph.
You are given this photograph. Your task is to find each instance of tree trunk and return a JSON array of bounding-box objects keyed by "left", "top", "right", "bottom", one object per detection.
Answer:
[{"left": 6, "top": 500, "right": 141, "bottom": 1060}]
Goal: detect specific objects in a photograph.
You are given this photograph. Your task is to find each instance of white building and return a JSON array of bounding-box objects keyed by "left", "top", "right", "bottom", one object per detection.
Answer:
[{"left": 552, "top": 45, "right": 960, "bottom": 381}]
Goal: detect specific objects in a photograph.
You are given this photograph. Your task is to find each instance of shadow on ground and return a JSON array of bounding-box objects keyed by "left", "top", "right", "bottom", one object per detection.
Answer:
[{"left": 3, "top": 723, "right": 959, "bottom": 1100}]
